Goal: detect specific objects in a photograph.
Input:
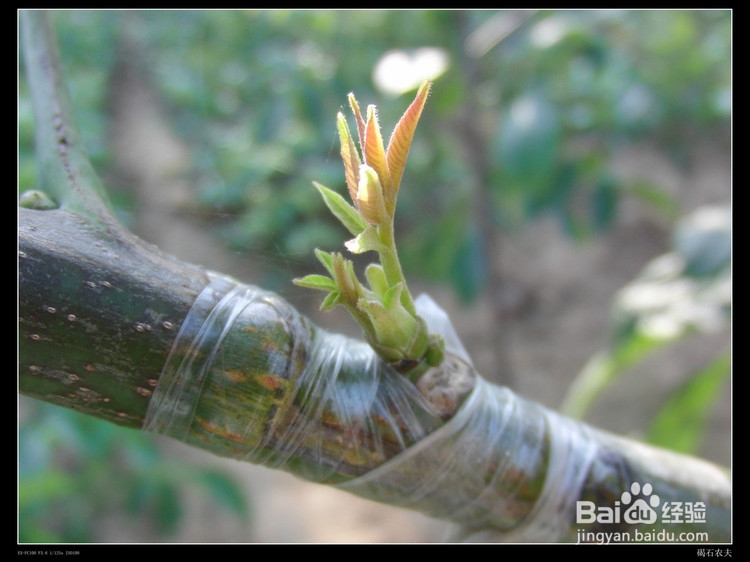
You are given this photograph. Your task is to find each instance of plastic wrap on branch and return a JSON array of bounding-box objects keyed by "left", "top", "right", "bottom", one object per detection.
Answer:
[
  {"left": 144, "top": 273, "right": 453, "bottom": 483},
  {"left": 145, "top": 275, "right": 730, "bottom": 542}
]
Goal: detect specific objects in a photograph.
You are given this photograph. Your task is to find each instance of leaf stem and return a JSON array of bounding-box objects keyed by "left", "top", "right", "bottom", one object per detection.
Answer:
[{"left": 377, "top": 223, "right": 416, "bottom": 316}]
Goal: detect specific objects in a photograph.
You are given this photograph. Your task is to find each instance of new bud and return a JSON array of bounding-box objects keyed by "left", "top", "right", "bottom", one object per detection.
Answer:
[{"left": 355, "top": 164, "right": 389, "bottom": 225}]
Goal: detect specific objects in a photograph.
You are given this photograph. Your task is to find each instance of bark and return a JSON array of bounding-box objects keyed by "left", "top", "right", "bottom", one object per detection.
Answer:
[
  {"left": 18, "top": 10, "right": 731, "bottom": 543},
  {"left": 19, "top": 206, "right": 207, "bottom": 428}
]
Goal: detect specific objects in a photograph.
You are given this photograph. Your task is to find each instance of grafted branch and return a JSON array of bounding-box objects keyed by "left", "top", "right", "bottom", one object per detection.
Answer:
[{"left": 18, "top": 10, "right": 730, "bottom": 543}]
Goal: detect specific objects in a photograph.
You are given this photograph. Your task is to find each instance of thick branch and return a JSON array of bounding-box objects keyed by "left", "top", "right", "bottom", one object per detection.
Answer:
[
  {"left": 18, "top": 207, "right": 208, "bottom": 427},
  {"left": 19, "top": 208, "right": 731, "bottom": 541}
]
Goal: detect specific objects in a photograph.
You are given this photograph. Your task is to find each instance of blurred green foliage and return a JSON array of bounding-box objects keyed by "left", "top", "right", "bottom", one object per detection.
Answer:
[
  {"left": 19, "top": 10, "right": 731, "bottom": 540},
  {"left": 18, "top": 400, "right": 249, "bottom": 542},
  {"left": 561, "top": 204, "right": 731, "bottom": 455},
  {"left": 19, "top": 9, "right": 731, "bottom": 300}
]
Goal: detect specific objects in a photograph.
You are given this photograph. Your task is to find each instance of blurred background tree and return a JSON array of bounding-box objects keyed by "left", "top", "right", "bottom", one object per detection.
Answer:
[
  {"left": 19, "top": 10, "right": 730, "bottom": 294},
  {"left": 18, "top": 9, "right": 730, "bottom": 542}
]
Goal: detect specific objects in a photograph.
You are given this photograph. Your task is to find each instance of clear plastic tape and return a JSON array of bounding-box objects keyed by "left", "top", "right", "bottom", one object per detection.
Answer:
[
  {"left": 143, "top": 273, "right": 270, "bottom": 441},
  {"left": 343, "top": 294, "right": 730, "bottom": 541},
  {"left": 144, "top": 274, "right": 447, "bottom": 483},
  {"left": 338, "top": 377, "right": 598, "bottom": 540},
  {"left": 336, "top": 294, "right": 600, "bottom": 540},
  {"left": 144, "top": 277, "right": 728, "bottom": 542},
  {"left": 340, "top": 295, "right": 597, "bottom": 541}
]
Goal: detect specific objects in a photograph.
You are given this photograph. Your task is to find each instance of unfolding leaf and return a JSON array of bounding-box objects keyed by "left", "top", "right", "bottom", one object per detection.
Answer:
[
  {"left": 320, "top": 290, "right": 342, "bottom": 310},
  {"left": 314, "top": 248, "right": 335, "bottom": 276},
  {"left": 365, "top": 264, "right": 389, "bottom": 298},
  {"left": 385, "top": 80, "right": 431, "bottom": 212},
  {"left": 347, "top": 92, "right": 367, "bottom": 150},
  {"left": 357, "top": 295, "right": 415, "bottom": 358},
  {"left": 332, "top": 253, "right": 362, "bottom": 307},
  {"left": 293, "top": 274, "right": 338, "bottom": 291},
  {"left": 381, "top": 281, "right": 404, "bottom": 309},
  {"left": 314, "top": 181, "right": 368, "bottom": 236},
  {"left": 363, "top": 105, "right": 390, "bottom": 192},
  {"left": 345, "top": 225, "right": 384, "bottom": 254},
  {"left": 337, "top": 113, "right": 361, "bottom": 202},
  {"left": 354, "top": 164, "right": 388, "bottom": 225}
]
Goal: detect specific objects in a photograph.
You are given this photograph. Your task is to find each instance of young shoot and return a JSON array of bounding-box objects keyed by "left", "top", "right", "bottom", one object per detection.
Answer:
[{"left": 294, "top": 81, "right": 444, "bottom": 378}]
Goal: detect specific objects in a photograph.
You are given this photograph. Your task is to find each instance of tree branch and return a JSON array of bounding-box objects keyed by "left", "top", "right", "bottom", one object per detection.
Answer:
[{"left": 18, "top": 208, "right": 731, "bottom": 541}]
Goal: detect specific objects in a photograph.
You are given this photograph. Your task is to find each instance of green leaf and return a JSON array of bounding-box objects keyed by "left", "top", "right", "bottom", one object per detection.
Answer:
[
  {"left": 344, "top": 225, "right": 384, "bottom": 254},
  {"left": 627, "top": 180, "right": 680, "bottom": 221},
  {"left": 590, "top": 177, "right": 619, "bottom": 232},
  {"left": 196, "top": 469, "right": 249, "bottom": 519},
  {"left": 18, "top": 470, "right": 76, "bottom": 505},
  {"left": 647, "top": 351, "right": 730, "bottom": 454},
  {"left": 332, "top": 253, "right": 364, "bottom": 308},
  {"left": 365, "top": 263, "right": 389, "bottom": 298},
  {"left": 450, "top": 225, "right": 487, "bottom": 303},
  {"left": 314, "top": 248, "right": 335, "bottom": 276},
  {"left": 314, "top": 181, "right": 368, "bottom": 236},
  {"left": 293, "top": 274, "right": 337, "bottom": 291},
  {"left": 495, "top": 92, "right": 560, "bottom": 197},
  {"left": 320, "top": 290, "right": 342, "bottom": 310},
  {"left": 381, "top": 281, "right": 404, "bottom": 309},
  {"left": 357, "top": 299, "right": 413, "bottom": 361},
  {"left": 560, "top": 330, "right": 665, "bottom": 419},
  {"left": 152, "top": 482, "right": 182, "bottom": 535}
]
